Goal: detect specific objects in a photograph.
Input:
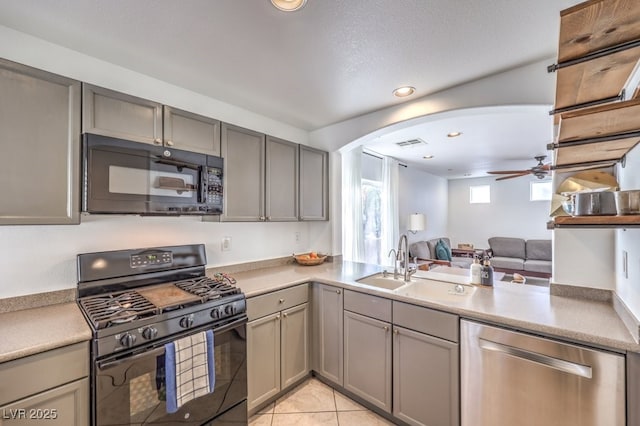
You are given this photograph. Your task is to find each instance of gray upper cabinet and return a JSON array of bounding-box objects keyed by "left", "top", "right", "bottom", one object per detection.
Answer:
[
  {"left": 83, "top": 84, "right": 221, "bottom": 155},
  {"left": 221, "top": 125, "right": 300, "bottom": 222},
  {"left": 0, "top": 59, "right": 81, "bottom": 225},
  {"left": 82, "top": 83, "right": 162, "bottom": 145},
  {"left": 312, "top": 283, "right": 343, "bottom": 386},
  {"left": 299, "top": 145, "right": 329, "bottom": 221},
  {"left": 266, "top": 136, "right": 299, "bottom": 221},
  {"left": 221, "top": 123, "right": 265, "bottom": 221},
  {"left": 163, "top": 106, "right": 221, "bottom": 156}
]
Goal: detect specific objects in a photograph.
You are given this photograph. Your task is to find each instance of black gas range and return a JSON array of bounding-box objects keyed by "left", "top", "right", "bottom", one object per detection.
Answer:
[{"left": 77, "top": 244, "right": 247, "bottom": 426}]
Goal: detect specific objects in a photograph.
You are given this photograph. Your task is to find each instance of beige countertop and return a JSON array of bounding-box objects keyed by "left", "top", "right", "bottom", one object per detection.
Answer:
[
  {"left": 225, "top": 261, "right": 640, "bottom": 353},
  {"left": 0, "top": 302, "right": 91, "bottom": 363}
]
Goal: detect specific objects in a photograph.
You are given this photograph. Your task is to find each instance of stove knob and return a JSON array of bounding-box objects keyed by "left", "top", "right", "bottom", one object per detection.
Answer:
[
  {"left": 180, "top": 315, "right": 194, "bottom": 329},
  {"left": 141, "top": 326, "right": 158, "bottom": 340},
  {"left": 224, "top": 304, "right": 236, "bottom": 316},
  {"left": 211, "top": 308, "right": 222, "bottom": 319},
  {"left": 120, "top": 333, "right": 136, "bottom": 348}
]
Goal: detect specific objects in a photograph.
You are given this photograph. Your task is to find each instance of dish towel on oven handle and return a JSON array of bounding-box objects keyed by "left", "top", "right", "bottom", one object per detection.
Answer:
[{"left": 165, "top": 329, "right": 215, "bottom": 413}]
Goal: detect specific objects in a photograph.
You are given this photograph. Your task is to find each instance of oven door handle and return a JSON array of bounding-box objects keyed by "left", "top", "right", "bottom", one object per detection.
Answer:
[{"left": 97, "top": 346, "right": 166, "bottom": 370}]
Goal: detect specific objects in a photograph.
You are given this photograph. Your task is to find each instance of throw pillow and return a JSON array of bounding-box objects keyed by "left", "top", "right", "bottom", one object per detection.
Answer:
[{"left": 435, "top": 239, "right": 452, "bottom": 261}]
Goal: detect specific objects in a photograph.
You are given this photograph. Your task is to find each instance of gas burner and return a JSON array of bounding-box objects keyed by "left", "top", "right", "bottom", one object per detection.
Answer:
[
  {"left": 79, "top": 291, "right": 158, "bottom": 330},
  {"left": 175, "top": 276, "right": 241, "bottom": 301}
]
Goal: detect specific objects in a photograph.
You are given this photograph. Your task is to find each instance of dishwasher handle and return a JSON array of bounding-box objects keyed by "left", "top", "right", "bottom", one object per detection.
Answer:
[{"left": 479, "top": 338, "right": 593, "bottom": 379}]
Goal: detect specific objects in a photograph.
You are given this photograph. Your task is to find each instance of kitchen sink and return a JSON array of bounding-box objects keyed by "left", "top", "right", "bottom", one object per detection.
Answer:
[
  {"left": 395, "top": 278, "right": 476, "bottom": 302},
  {"left": 355, "top": 273, "right": 412, "bottom": 291}
]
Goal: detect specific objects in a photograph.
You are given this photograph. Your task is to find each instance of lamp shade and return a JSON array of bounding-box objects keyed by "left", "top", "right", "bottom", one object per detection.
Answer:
[{"left": 408, "top": 213, "right": 426, "bottom": 232}]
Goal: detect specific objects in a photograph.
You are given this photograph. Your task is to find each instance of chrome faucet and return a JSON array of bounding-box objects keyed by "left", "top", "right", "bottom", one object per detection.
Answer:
[
  {"left": 396, "top": 234, "right": 417, "bottom": 282},
  {"left": 387, "top": 249, "right": 399, "bottom": 279}
]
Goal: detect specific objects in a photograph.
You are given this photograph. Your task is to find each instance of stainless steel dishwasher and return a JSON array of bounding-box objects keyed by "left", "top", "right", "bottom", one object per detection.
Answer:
[{"left": 461, "top": 320, "right": 625, "bottom": 426}]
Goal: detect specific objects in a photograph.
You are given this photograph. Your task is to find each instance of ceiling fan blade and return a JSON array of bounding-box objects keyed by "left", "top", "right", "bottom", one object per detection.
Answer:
[
  {"left": 487, "top": 170, "right": 530, "bottom": 175},
  {"left": 495, "top": 172, "right": 531, "bottom": 181}
]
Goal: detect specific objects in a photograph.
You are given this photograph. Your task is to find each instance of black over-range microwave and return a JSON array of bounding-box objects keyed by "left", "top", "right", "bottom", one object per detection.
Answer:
[{"left": 82, "top": 133, "right": 223, "bottom": 215}]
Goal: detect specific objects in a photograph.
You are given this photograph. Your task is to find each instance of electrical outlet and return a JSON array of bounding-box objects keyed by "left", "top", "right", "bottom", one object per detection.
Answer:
[
  {"left": 295, "top": 232, "right": 301, "bottom": 243},
  {"left": 222, "top": 236, "right": 232, "bottom": 252},
  {"left": 622, "top": 250, "right": 628, "bottom": 279}
]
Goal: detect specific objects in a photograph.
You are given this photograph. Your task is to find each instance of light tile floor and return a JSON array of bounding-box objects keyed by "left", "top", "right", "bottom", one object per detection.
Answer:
[{"left": 249, "top": 378, "right": 395, "bottom": 426}]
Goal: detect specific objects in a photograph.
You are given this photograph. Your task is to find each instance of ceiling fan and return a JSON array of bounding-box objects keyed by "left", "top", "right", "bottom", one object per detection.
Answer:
[{"left": 487, "top": 155, "right": 551, "bottom": 181}]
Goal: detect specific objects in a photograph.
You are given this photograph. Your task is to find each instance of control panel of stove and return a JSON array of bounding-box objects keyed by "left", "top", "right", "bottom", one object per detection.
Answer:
[{"left": 130, "top": 251, "right": 173, "bottom": 268}]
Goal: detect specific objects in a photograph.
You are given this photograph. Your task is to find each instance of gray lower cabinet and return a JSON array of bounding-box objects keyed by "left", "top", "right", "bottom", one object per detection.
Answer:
[
  {"left": 299, "top": 145, "right": 329, "bottom": 221},
  {"left": 0, "top": 59, "right": 81, "bottom": 225},
  {"left": 343, "top": 311, "right": 392, "bottom": 412},
  {"left": 0, "top": 342, "right": 89, "bottom": 426},
  {"left": 393, "top": 326, "right": 459, "bottom": 426},
  {"left": 393, "top": 301, "right": 460, "bottom": 426},
  {"left": 312, "top": 283, "right": 344, "bottom": 386},
  {"left": 83, "top": 84, "right": 221, "bottom": 155},
  {"left": 246, "top": 284, "right": 310, "bottom": 412}
]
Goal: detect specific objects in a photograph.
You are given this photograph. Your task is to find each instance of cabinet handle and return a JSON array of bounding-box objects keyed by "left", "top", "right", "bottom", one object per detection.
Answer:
[
  {"left": 383, "top": 326, "right": 389, "bottom": 331},
  {"left": 276, "top": 314, "right": 281, "bottom": 320},
  {"left": 259, "top": 216, "right": 266, "bottom": 221},
  {"left": 393, "top": 329, "right": 399, "bottom": 335},
  {"left": 336, "top": 290, "right": 341, "bottom": 294},
  {"left": 283, "top": 313, "right": 288, "bottom": 318},
  {"left": 266, "top": 216, "right": 271, "bottom": 221},
  {"left": 166, "top": 140, "right": 174, "bottom": 146},
  {"left": 153, "top": 138, "right": 162, "bottom": 145},
  {"left": 279, "top": 298, "right": 285, "bottom": 303}
]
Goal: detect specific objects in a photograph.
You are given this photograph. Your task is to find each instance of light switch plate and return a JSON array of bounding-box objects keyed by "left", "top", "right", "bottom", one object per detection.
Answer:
[{"left": 222, "top": 236, "right": 232, "bottom": 252}]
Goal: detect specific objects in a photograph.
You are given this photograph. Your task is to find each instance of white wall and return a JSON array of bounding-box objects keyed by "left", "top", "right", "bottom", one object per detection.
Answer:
[
  {"left": 447, "top": 176, "right": 551, "bottom": 249},
  {"left": 0, "top": 25, "right": 333, "bottom": 299},
  {"left": 616, "top": 145, "right": 640, "bottom": 317},
  {"left": 398, "top": 167, "right": 448, "bottom": 246}
]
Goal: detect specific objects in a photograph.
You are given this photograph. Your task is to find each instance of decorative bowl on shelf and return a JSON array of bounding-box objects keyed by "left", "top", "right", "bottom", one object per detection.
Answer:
[{"left": 293, "top": 252, "right": 327, "bottom": 266}]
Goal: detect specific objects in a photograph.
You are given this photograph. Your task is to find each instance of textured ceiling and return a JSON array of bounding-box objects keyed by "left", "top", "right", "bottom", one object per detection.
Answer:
[{"left": 0, "top": 0, "right": 581, "bottom": 130}]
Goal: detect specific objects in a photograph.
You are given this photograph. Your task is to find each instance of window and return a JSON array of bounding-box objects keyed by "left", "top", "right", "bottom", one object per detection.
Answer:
[
  {"left": 470, "top": 185, "right": 490, "bottom": 204},
  {"left": 362, "top": 179, "right": 382, "bottom": 265},
  {"left": 530, "top": 181, "right": 552, "bottom": 201}
]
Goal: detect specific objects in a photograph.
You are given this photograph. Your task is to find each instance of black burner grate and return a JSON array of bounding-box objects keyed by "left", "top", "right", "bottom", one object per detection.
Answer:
[
  {"left": 79, "top": 291, "right": 158, "bottom": 330},
  {"left": 174, "top": 274, "right": 241, "bottom": 301}
]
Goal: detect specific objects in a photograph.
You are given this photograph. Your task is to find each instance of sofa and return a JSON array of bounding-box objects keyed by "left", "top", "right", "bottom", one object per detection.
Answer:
[
  {"left": 487, "top": 237, "right": 551, "bottom": 278},
  {"left": 409, "top": 237, "right": 473, "bottom": 269}
]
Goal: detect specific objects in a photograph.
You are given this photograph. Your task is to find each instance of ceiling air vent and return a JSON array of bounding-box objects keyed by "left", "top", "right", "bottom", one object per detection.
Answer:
[{"left": 395, "top": 138, "right": 427, "bottom": 148}]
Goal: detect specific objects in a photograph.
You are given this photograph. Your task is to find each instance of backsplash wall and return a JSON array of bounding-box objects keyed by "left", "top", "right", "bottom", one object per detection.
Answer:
[{"left": 0, "top": 216, "right": 330, "bottom": 298}]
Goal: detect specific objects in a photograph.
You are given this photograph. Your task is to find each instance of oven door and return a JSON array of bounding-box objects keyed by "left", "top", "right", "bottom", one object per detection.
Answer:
[
  {"left": 83, "top": 133, "right": 223, "bottom": 215},
  {"left": 94, "top": 318, "right": 247, "bottom": 426}
]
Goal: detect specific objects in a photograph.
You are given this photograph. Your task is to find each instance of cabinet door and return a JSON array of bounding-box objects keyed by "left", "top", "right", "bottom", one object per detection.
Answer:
[
  {"left": 0, "top": 378, "right": 88, "bottom": 426},
  {"left": 312, "top": 284, "right": 343, "bottom": 385},
  {"left": 221, "top": 123, "right": 265, "bottom": 221},
  {"left": 344, "top": 311, "right": 392, "bottom": 412},
  {"left": 265, "top": 136, "right": 299, "bottom": 221},
  {"left": 281, "top": 303, "right": 309, "bottom": 389},
  {"left": 299, "top": 145, "right": 329, "bottom": 221},
  {"left": 247, "top": 312, "right": 281, "bottom": 411},
  {"left": 82, "top": 83, "right": 162, "bottom": 145},
  {"left": 393, "top": 326, "right": 459, "bottom": 426},
  {"left": 163, "top": 106, "right": 221, "bottom": 156},
  {"left": 0, "top": 59, "right": 81, "bottom": 224}
]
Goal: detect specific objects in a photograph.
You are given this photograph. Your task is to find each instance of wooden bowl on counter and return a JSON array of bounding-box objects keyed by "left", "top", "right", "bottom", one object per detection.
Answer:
[{"left": 293, "top": 252, "right": 327, "bottom": 266}]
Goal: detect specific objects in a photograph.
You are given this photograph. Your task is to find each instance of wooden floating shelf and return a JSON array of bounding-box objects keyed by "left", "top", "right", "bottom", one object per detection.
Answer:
[
  {"left": 550, "top": 215, "right": 640, "bottom": 228},
  {"left": 558, "top": 99, "right": 640, "bottom": 142},
  {"left": 558, "top": 0, "right": 640, "bottom": 63}
]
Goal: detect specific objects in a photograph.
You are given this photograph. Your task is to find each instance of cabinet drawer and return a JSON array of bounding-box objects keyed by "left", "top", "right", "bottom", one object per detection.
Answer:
[
  {"left": 393, "top": 301, "right": 458, "bottom": 343},
  {"left": 247, "top": 284, "right": 309, "bottom": 321},
  {"left": 344, "top": 290, "right": 392, "bottom": 322},
  {"left": 0, "top": 342, "right": 89, "bottom": 406}
]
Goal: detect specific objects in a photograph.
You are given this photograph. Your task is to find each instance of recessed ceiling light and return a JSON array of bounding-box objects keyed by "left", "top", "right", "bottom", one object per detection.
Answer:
[
  {"left": 393, "top": 86, "right": 416, "bottom": 98},
  {"left": 423, "top": 155, "right": 434, "bottom": 160},
  {"left": 464, "top": 173, "right": 472, "bottom": 176},
  {"left": 447, "top": 132, "right": 462, "bottom": 138},
  {"left": 270, "top": 0, "right": 307, "bottom": 12}
]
